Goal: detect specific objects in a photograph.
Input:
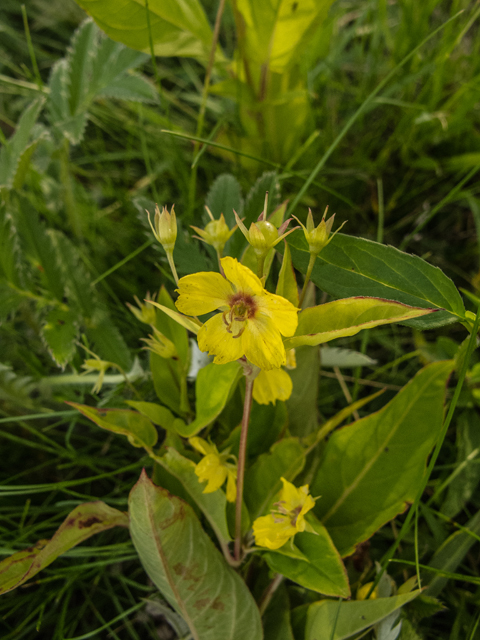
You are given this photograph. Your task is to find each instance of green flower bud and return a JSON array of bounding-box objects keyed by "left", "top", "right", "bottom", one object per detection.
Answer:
[
  {"left": 294, "top": 207, "right": 346, "bottom": 257},
  {"left": 191, "top": 208, "right": 237, "bottom": 255},
  {"left": 148, "top": 204, "right": 177, "bottom": 252}
]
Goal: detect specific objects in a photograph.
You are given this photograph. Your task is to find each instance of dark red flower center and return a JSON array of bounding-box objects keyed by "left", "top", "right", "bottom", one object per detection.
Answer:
[{"left": 223, "top": 293, "right": 257, "bottom": 337}]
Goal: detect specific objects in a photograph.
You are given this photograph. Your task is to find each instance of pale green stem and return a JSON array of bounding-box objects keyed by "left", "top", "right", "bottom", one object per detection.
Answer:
[
  {"left": 166, "top": 251, "right": 179, "bottom": 286},
  {"left": 256, "top": 253, "right": 266, "bottom": 280},
  {"left": 299, "top": 253, "right": 317, "bottom": 307},
  {"left": 234, "top": 376, "right": 254, "bottom": 562}
]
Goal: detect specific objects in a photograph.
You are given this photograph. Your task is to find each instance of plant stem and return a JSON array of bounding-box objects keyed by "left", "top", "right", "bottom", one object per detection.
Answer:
[
  {"left": 234, "top": 376, "right": 254, "bottom": 561},
  {"left": 188, "top": 0, "right": 226, "bottom": 215},
  {"left": 256, "top": 253, "right": 266, "bottom": 280},
  {"left": 299, "top": 253, "right": 317, "bottom": 307},
  {"left": 258, "top": 573, "right": 283, "bottom": 616}
]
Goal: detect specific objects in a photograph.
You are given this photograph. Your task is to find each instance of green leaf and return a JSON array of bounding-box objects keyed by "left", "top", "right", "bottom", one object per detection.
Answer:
[
  {"left": 97, "top": 72, "right": 157, "bottom": 102},
  {"left": 0, "top": 282, "right": 25, "bottom": 322},
  {"left": 441, "top": 409, "right": 480, "bottom": 518},
  {"left": 264, "top": 516, "right": 349, "bottom": 597},
  {"left": 424, "top": 508, "right": 480, "bottom": 597},
  {"left": 0, "top": 98, "right": 45, "bottom": 192},
  {"left": 15, "top": 199, "right": 65, "bottom": 302},
  {"left": 311, "top": 361, "right": 453, "bottom": 556},
  {"left": 205, "top": 173, "right": 243, "bottom": 228},
  {"left": 42, "top": 307, "right": 78, "bottom": 368},
  {"left": 305, "top": 591, "right": 421, "bottom": 640},
  {"left": 244, "top": 438, "right": 305, "bottom": 521},
  {"left": 86, "top": 310, "right": 132, "bottom": 371},
  {"left": 286, "top": 345, "right": 319, "bottom": 437},
  {"left": 126, "top": 400, "right": 185, "bottom": 432},
  {"left": 276, "top": 241, "right": 299, "bottom": 307},
  {"left": 284, "top": 297, "right": 436, "bottom": 349},
  {"left": 233, "top": 0, "right": 334, "bottom": 74},
  {"left": 287, "top": 231, "right": 465, "bottom": 329},
  {"left": 48, "top": 59, "right": 88, "bottom": 144},
  {"left": 68, "top": 403, "right": 158, "bottom": 448},
  {"left": 67, "top": 18, "right": 98, "bottom": 114},
  {"left": 151, "top": 354, "right": 184, "bottom": 414},
  {"left": 0, "top": 502, "right": 128, "bottom": 595},
  {"left": 177, "top": 362, "right": 242, "bottom": 437},
  {"left": 155, "top": 286, "right": 190, "bottom": 366},
  {"left": 48, "top": 230, "right": 92, "bottom": 314},
  {"left": 74, "top": 0, "right": 214, "bottom": 60},
  {"left": 129, "top": 470, "right": 263, "bottom": 640},
  {"left": 263, "top": 584, "right": 295, "bottom": 640},
  {"left": 0, "top": 206, "right": 22, "bottom": 286},
  {"left": 158, "top": 447, "right": 231, "bottom": 543},
  {"left": 320, "top": 346, "right": 377, "bottom": 368}
]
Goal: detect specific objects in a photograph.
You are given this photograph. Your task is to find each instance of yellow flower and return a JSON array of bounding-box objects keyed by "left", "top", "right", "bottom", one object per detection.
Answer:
[
  {"left": 253, "top": 368, "right": 293, "bottom": 405},
  {"left": 175, "top": 256, "right": 298, "bottom": 371},
  {"left": 253, "top": 477, "right": 316, "bottom": 550},
  {"left": 189, "top": 437, "right": 237, "bottom": 502},
  {"left": 357, "top": 582, "right": 379, "bottom": 600}
]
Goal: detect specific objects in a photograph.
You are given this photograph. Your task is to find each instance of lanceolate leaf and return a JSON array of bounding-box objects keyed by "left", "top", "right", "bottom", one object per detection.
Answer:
[
  {"left": 283, "top": 297, "right": 436, "bottom": 349},
  {"left": 311, "top": 361, "right": 453, "bottom": 556},
  {"left": 305, "top": 591, "right": 421, "bottom": 640},
  {"left": 276, "top": 241, "right": 299, "bottom": 307},
  {"left": 129, "top": 470, "right": 263, "bottom": 640},
  {"left": 287, "top": 232, "right": 465, "bottom": 329},
  {"left": 74, "top": 0, "right": 214, "bottom": 60},
  {"left": 68, "top": 403, "right": 158, "bottom": 449},
  {"left": 0, "top": 502, "right": 128, "bottom": 595},
  {"left": 264, "top": 516, "right": 350, "bottom": 597},
  {"left": 177, "top": 362, "right": 242, "bottom": 437},
  {"left": 205, "top": 173, "right": 244, "bottom": 228}
]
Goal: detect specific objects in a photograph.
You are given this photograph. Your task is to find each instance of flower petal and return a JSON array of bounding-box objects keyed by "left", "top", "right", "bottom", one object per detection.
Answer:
[
  {"left": 226, "top": 469, "right": 237, "bottom": 503},
  {"left": 197, "top": 313, "right": 245, "bottom": 364},
  {"left": 259, "top": 292, "right": 299, "bottom": 337},
  {"left": 253, "top": 368, "right": 293, "bottom": 405},
  {"left": 176, "top": 272, "right": 233, "bottom": 316},
  {"left": 189, "top": 436, "right": 217, "bottom": 457},
  {"left": 221, "top": 256, "right": 264, "bottom": 296},
  {"left": 195, "top": 454, "right": 227, "bottom": 493},
  {"left": 252, "top": 514, "right": 297, "bottom": 550},
  {"left": 241, "top": 315, "right": 286, "bottom": 370}
]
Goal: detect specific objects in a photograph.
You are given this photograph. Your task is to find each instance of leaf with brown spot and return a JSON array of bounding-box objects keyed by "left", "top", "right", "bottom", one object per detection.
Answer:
[
  {"left": 0, "top": 502, "right": 128, "bottom": 595},
  {"left": 129, "top": 470, "right": 262, "bottom": 640}
]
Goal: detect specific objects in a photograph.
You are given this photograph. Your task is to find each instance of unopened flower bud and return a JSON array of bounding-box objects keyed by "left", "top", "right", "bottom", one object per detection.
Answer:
[
  {"left": 294, "top": 207, "right": 346, "bottom": 257},
  {"left": 148, "top": 204, "right": 177, "bottom": 252},
  {"left": 191, "top": 207, "right": 237, "bottom": 255},
  {"left": 234, "top": 210, "right": 296, "bottom": 258},
  {"left": 126, "top": 294, "right": 157, "bottom": 326},
  {"left": 142, "top": 327, "right": 177, "bottom": 359}
]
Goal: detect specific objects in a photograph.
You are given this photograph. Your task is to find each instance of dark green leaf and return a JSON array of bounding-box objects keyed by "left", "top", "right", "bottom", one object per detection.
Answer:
[
  {"left": 42, "top": 307, "right": 78, "bottom": 368},
  {"left": 287, "top": 231, "right": 465, "bottom": 329},
  {"left": 205, "top": 173, "right": 243, "bottom": 227}
]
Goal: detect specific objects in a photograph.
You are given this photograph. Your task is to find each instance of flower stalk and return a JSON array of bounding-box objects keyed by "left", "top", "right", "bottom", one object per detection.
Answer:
[{"left": 234, "top": 372, "right": 255, "bottom": 562}]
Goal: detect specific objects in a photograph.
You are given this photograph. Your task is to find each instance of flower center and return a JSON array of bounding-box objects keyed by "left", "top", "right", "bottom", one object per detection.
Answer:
[{"left": 223, "top": 292, "right": 257, "bottom": 338}]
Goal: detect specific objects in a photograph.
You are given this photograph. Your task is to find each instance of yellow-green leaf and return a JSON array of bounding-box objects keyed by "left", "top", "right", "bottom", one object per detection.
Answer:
[
  {"left": 67, "top": 402, "right": 158, "bottom": 448},
  {"left": 276, "top": 241, "right": 299, "bottom": 307},
  {"left": 284, "top": 297, "right": 436, "bottom": 349}
]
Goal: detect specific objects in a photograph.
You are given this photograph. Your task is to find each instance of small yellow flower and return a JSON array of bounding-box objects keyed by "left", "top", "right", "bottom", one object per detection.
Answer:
[
  {"left": 293, "top": 207, "right": 346, "bottom": 256},
  {"left": 81, "top": 358, "right": 113, "bottom": 394},
  {"left": 175, "top": 256, "right": 298, "bottom": 371},
  {"left": 142, "top": 326, "right": 177, "bottom": 359},
  {"left": 253, "top": 477, "right": 316, "bottom": 550},
  {"left": 357, "top": 582, "right": 379, "bottom": 600},
  {"left": 191, "top": 207, "right": 237, "bottom": 255},
  {"left": 189, "top": 437, "right": 237, "bottom": 502},
  {"left": 253, "top": 368, "right": 293, "bottom": 405}
]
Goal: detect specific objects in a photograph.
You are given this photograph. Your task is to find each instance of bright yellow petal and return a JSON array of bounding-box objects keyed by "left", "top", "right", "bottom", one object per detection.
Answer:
[
  {"left": 241, "top": 315, "right": 286, "bottom": 370},
  {"left": 221, "top": 256, "right": 263, "bottom": 296},
  {"left": 197, "top": 313, "right": 245, "bottom": 364},
  {"left": 259, "top": 292, "right": 299, "bottom": 337},
  {"left": 253, "top": 368, "right": 293, "bottom": 405},
  {"left": 176, "top": 272, "right": 233, "bottom": 316},
  {"left": 296, "top": 494, "right": 316, "bottom": 532},
  {"left": 226, "top": 469, "right": 237, "bottom": 503},
  {"left": 195, "top": 454, "right": 227, "bottom": 493},
  {"left": 252, "top": 514, "right": 297, "bottom": 550},
  {"left": 189, "top": 437, "right": 217, "bottom": 457}
]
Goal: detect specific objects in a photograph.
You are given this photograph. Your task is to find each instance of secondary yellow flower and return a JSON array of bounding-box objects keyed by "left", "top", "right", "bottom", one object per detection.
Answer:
[
  {"left": 189, "top": 437, "right": 237, "bottom": 502},
  {"left": 175, "top": 256, "right": 298, "bottom": 371},
  {"left": 253, "top": 477, "right": 316, "bottom": 550},
  {"left": 293, "top": 207, "right": 346, "bottom": 256},
  {"left": 253, "top": 368, "right": 293, "bottom": 405}
]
